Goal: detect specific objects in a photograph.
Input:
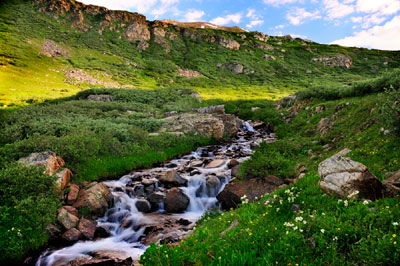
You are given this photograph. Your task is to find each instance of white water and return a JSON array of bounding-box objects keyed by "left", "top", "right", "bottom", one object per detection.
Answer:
[{"left": 36, "top": 121, "right": 270, "bottom": 266}]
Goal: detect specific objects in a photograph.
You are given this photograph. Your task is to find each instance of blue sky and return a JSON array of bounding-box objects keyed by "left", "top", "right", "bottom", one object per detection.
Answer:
[{"left": 80, "top": 0, "right": 400, "bottom": 50}]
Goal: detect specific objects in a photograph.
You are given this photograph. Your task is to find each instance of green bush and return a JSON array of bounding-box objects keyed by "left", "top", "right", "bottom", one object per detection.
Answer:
[
  {"left": 239, "top": 140, "right": 299, "bottom": 179},
  {"left": 0, "top": 163, "right": 59, "bottom": 264},
  {"left": 380, "top": 87, "right": 400, "bottom": 135}
]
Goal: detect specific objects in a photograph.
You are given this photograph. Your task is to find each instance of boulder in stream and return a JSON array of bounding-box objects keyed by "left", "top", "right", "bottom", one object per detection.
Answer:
[
  {"left": 164, "top": 188, "right": 190, "bottom": 213},
  {"left": 73, "top": 182, "right": 111, "bottom": 218},
  {"left": 135, "top": 198, "right": 152, "bottom": 213},
  {"left": 159, "top": 170, "right": 188, "bottom": 186}
]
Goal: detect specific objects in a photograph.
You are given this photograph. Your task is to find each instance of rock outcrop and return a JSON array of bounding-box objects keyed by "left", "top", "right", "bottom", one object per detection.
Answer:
[
  {"left": 318, "top": 151, "right": 383, "bottom": 200},
  {"left": 39, "top": 39, "right": 68, "bottom": 58},
  {"left": 226, "top": 63, "right": 243, "bottom": 74},
  {"left": 159, "top": 105, "right": 241, "bottom": 140},
  {"left": 19, "top": 151, "right": 71, "bottom": 189},
  {"left": 73, "top": 182, "right": 112, "bottom": 218},
  {"left": 312, "top": 55, "right": 352, "bottom": 68},
  {"left": 164, "top": 188, "right": 190, "bottom": 213},
  {"left": 177, "top": 69, "right": 202, "bottom": 78},
  {"left": 217, "top": 176, "right": 284, "bottom": 210}
]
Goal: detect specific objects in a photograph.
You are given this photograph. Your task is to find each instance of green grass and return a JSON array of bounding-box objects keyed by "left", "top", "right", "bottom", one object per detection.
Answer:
[
  {"left": 1, "top": 0, "right": 400, "bottom": 106},
  {"left": 140, "top": 91, "right": 400, "bottom": 265}
]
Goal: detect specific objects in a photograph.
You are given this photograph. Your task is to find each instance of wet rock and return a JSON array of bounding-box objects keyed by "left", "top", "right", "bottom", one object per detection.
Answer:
[
  {"left": 67, "top": 184, "right": 80, "bottom": 205},
  {"left": 95, "top": 225, "right": 111, "bottom": 238},
  {"left": 231, "top": 165, "right": 240, "bottom": 177},
  {"left": 228, "top": 159, "right": 239, "bottom": 168},
  {"left": 206, "top": 175, "right": 221, "bottom": 197},
  {"left": 318, "top": 151, "right": 383, "bottom": 200},
  {"left": 141, "top": 178, "right": 158, "bottom": 186},
  {"left": 217, "top": 178, "right": 278, "bottom": 210},
  {"left": 87, "top": 95, "right": 113, "bottom": 102},
  {"left": 135, "top": 199, "right": 152, "bottom": 213},
  {"left": 132, "top": 184, "right": 145, "bottom": 197},
  {"left": 78, "top": 218, "right": 97, "bottom": 240},
  {"left": 69, "top": 250, "right": 133, "bottom": 266},
  {"left": 205, "top": 159, "right": 226, "bottom": 169},
  {"left": 176, "top": 218, "right": 192, "bottom": 226},
  {"left": 58, "top": 207, "right": 79, "bottom": 230},
  {"left": 164, "top": 188, "right": 190, "bottom": 213},
  {"left": 147, "top": 192, "right": 166, "bottom": 209},
  {"left": 73, "top": 182, "right": 111, "bottom": 218},
  {"left": 62, "top": 228, "right": 83, "bottom": 243},
  {"left": 189, "top": 160, "right": 204, "bottom": 167},
  {"left": 159, "top": 170, "right": 187, "bottom": 186}
]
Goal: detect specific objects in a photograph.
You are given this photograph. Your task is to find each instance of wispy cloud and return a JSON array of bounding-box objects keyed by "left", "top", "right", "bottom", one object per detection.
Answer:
[
  {"left": 286, "top": 7, "right": 321, "bottom": 25},
  {"left": 182, "top": 9, "right": 205, "bottom": 22},
  {"left": 263, "top": 0, "right": 301, "bottom": 7},
  {"left": 210, "top": 13, "right": 242, "bottom": 25}
]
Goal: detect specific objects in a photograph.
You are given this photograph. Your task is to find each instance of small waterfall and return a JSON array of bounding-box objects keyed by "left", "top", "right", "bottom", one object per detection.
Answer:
[{"left": 36, "top": 121, "right": 271, "bottom": 266}]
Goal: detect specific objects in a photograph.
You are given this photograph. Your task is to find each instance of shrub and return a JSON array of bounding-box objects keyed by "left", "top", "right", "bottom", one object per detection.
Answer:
[
  {"left": 380, "top": 87, "right": 400, "bottom": 135},
  {"left": 0, "top": 163, "right": 59, "bottom": 264}
]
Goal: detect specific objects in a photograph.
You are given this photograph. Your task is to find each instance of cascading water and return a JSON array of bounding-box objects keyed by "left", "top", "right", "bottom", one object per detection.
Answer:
[{"left": 36, "top": 121, "right": 273, "bottom": 266}]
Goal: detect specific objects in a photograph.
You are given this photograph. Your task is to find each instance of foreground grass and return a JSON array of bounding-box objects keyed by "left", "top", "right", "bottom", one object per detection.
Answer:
[{"left": 141, "top": 91, "right": 400, "bottom": 265}]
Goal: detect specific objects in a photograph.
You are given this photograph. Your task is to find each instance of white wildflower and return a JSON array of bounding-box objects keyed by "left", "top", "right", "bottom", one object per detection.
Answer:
[
  {"left": 393, "top": 222, "right": 399, "bottom": 226},
  {"left": 295, "top": 217, "right": 303, "bottom": 222},
  {"left": 363, "top": 200, "right": 369, "bottom": 205},
  {"left": 344, "top": 200, "right": 348, "bottom": 207},
  {"left": 321, "top": 229, "right": 325, "bottom": 234}
]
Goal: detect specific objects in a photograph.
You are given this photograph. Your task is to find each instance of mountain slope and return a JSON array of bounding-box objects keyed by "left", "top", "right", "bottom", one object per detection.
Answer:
[{"left": 1, "top": 0, "right": 400, "bottom": 107}]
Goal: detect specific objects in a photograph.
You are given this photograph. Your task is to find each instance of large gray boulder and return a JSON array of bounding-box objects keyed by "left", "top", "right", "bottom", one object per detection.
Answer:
[
  {"left": 318, "top": 151, "right": 383, "bottom": 200},
  {"left": 159, "top": 170, "right": 187, "bottom": 186},
  {"left": 164, "top": 188, "right": 190, "bottom": 213}
]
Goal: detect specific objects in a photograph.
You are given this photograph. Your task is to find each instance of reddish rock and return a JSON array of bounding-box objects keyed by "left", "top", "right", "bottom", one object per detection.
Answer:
[
  {"left": 62, "top": 206, "right": 79, "bottom": 217},
  {"left": 228, "top": 159, "right": 239, "bottom": 168},
  {"left": 62, "top": 228, "right": 83, "bottom": 242},
  {"left": 78, "top": 218, "right": 97, "bottom": 240},
  {"left": 231, "top": 165, "right": 240, "bottom": 177},
  {"left": 56, "top": 168, "right": 72, "bottom": 190},
  {"left": 58, "top": 207, "right": 79, "bottom": 230},
  {"left": 164, "top": 188, "right": 190, "bottom": 213},
  {"left": 73, "top": 182, "right": 111, "bottom": 218},
  {"left": 217, "top": 178, "right": 279, "bottom": 210},
  {"left": 205, "top": 159, "right": 226, "bottom": 169},
  {"left": 19, "top": 151, "right": 64, "bottom": 175},
  {"left": 67, "top": 184, "right": 80, "bottom": 205}
]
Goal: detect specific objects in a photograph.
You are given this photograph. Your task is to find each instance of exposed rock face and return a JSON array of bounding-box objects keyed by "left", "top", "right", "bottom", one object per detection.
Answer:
[
  {"left": 312, "top": 55, "right": 352, "bottom": 68},
  {"left": 253, "top": 32, "right": 269, "bottom": 42},
  {"left": 56, "top": 168, "right": 72, "bottom": 190},
  {"left": 226, "top": 63, "right": 243, "bottom": 74},
  {"left": 216, "top": 36, "right": 240, "bottom": 50},
  {"left": 87, "top": 94, "right": 113, "bottom": 102},
  {"left": 160, "top": 105, "right": 241, "bottom": 140},
  {"left": 39, "top": 39, "right": 68, "bottom": 57},
  {"left": 19, "top": 151, "right": 64, "bottom": 176},
  {"left": 65, "top": 69, "right": 120, "bottom": 87},
  {"left": 124, "top": 21, "right": 150, "bottom": 41},
  {"left": 318, "top": 152, "right": 383, "bottom": 200},
  {"left": 164, "top": 188, "right": 190, "bottom": 213},
  {"left": 73, "top": 182, "right": 111, "bottom": 218},
  {"left": 263, "top": 55, "right": 276, "bottom": 60},
  {"left": 217, "top": 176, "right": 283, "bottom": 210},
  {"left": 177, "top": 68, "right": 202, "bottom": 78},
  {"left": 255, "top": 42, "right": 274, "bottom": 51},
  {"left": 159, "top": 170, "right": 188, "bottom": 186},
  {"left": 317, "top": 118, "right": 330, "bottom": 136},
  {"left": 58, "top": 207, "right": 79, "bottom": 230}
]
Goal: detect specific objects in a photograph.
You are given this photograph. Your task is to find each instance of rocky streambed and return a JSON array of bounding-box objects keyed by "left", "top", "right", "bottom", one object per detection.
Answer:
[{"left": 36, "top": 121, "right": 275, "bottom": 266}]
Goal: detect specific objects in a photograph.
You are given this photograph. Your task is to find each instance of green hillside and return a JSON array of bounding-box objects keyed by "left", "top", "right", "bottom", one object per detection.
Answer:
[{"left": 1, "top": 0, "right": 400, "bottom": 106}]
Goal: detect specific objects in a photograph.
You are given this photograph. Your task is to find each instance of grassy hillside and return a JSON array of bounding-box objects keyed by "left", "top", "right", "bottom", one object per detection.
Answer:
[
  {"left": 1, "top": 0, "right": 400, "bottom": 106},
  {"left": 140, "top": 76, "right": 400, "bottom": 265}
]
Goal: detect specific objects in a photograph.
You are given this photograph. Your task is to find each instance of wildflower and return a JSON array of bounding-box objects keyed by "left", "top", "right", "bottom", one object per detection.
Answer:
[
  {"left": 394, "top": 241, "right": 397, "bottom": 245},
  {"left": 321, "top": 229, "right": 325, "bottom": 234},
  {"left": 303, "top": 221, "right": 307, "bottom": 224},
  {"left": 333, "top": 236, "right": 338, "bottom": 241},
  {"left": 363, "top": 200, "right": 369, "bottom": 205},
  {"left": 276, "top": 208, "right": 280, "bottom": 212},
  {"left": 322, "top": 213, "right": 325, "bottom": 216},
  {"left": 347, "top": 190, "right": 359, "bottom": 199},
  {"left": 344, "top": 200, "right": 348, "bottom": 207},
  {"left": 286, "top": 231, "right": 289, "bottom": 235},
  {"left": 393, "top": 222, "right": 399, "bottom": 226},
  {"left": 293, "top": 226, "right": 298, "bottom": 231},
  {"left": 249, "top": 232, "right": 252, "bottom": 236},
  {"left": 393, "top": 234, "right": 397, "bottom": 238},
  {"left": 299, "top": 229, "right": 303, "bottom": 233},
  {"left": 295, "top": 217, "right": 303, "bottom": 222}
]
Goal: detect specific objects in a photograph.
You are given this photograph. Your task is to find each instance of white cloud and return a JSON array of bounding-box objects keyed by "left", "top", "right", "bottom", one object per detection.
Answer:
[
  {"left": 286, "top": 7, "right": 321, "bottom": 25},
  {"left": 356, "top": 0, "right": 400, "bottom": 15},
  {"left": 275, "top": 24, "right": 285, "bottom": 29},
  {"left": 246, "top": 9, "right": 256, "bottom": 18},
  {"left": 351, "top": 16, "right": 362, "bottom": 23},
  {"left": 246, "top": 20, "right": 264, "bottom": 28},
  {"left": 323, "top": 0, "right": 355, "bottom": 20},
  {"left": 210, "top": 13, "right": 242, "bottom": 25},
  {"left": 361, "top": 13, "right": 388, "bottom": 28},
  {"left": 182, "top": 9, "right": 205, "bottom": 21},
  {"left": 290, "top": 33, "right": 308, "bottom": 39},
  {"left": 80, "top": 0, "right": 159, "bottom": 13},
  {"left": 332, "top": 15, "right": 400, "bottom": 50},
  {"left": 263, "top": 0, "right": 300, "bottom": 7}
]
